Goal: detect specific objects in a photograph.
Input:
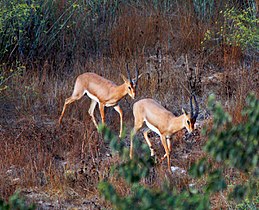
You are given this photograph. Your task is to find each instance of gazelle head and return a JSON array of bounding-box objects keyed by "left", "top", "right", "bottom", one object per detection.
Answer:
[
  {"left": 121, "top": 63, "right": 141, "bottom": 99},
  {"left": 182, "top": 94, "right": 199, "bottom": 133}
]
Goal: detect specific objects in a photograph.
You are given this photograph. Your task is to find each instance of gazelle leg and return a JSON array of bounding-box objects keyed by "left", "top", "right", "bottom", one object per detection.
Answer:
[
  {"left": 167, "top": 137, "right": 172, "bottom": 153},
  {"left": 114, "top": 105, "right": 123, "bottom": 138},
  {"left": 59, "top": 95, "right": 82, "bottom": 124},
  {"left": 99, "top": 103, "right": 105, "bottom": 124},
  {"left": 130, "top": 121, "right": 143, "bottom": 159},
  {"left": 88, "top": 100, "right": 98, "bottom": 128},
  {"left": 162, "top": 137, "right": 172, "bottom": 159},
  {"left": 143, "top": 128, "right": 155, "bottom": 156},
  {"left": 161, "top": 136, "right": 171, "bottom": 170}
]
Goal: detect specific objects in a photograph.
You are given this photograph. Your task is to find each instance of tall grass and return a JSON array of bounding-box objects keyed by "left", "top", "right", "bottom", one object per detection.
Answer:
[
  {"left": 0, "top": 0, "right": 258, "bottom": 207},
  {"left": 1, "top": 0, "right": 256, "bottom": 72}
]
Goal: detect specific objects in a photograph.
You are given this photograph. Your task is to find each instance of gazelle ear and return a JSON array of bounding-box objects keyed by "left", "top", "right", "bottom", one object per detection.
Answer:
[
  {"left": 182, "top": 108, "right": 188, "bottom": 115},
  {"left": 120, "top": 74, "right": 129, "bottom": 83},
  {"left": 132, "top": 73, "right": 143, "bottom": 85},
  {"left": 137, "top": 73, "right": 142, "bottom": 80}
]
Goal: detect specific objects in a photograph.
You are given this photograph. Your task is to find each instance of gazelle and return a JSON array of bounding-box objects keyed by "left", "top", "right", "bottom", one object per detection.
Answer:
[
  {"left": 59, "top": 64, "right": 141, "bottom": 137},
  {"left": 130, "top": 95, "right": 199, "bottom": 170}
]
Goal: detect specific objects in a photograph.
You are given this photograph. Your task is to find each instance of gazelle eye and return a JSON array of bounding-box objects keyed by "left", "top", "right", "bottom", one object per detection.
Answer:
[
  {"left": 187, "top": 120, "right": 190, "bottom": 125},
  {"left": 128, "top": 87, "right": 132, "bottom": 90}
]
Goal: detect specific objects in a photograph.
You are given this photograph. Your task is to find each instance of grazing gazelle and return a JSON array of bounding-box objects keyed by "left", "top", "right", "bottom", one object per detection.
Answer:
[
  {"left": 130, "top": 95, "right": 199, "bottom": 170},
  {"left": 59, "top": 64, "right": 141, "bottom": 137}
]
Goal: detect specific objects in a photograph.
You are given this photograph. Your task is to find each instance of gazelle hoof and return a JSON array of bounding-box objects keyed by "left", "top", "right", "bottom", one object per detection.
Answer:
[{"left": 161, "top": 156, "right": 166, "bottom": 161}]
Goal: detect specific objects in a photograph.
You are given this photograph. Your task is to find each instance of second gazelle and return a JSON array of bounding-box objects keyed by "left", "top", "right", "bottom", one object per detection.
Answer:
[
  {"left": 131, "top": 95, "right": 199, "bottom": 170},
  {"left": 59, "top": 64, "right": 140, "bottom": 137}
]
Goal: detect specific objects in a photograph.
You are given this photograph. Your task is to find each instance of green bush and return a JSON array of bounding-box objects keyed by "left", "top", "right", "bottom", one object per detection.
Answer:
[
  {"left": 202, "top": 6, "right": 259, "bottom": 53},
  {"left": 0, "top": 192, "right": 35, "bottom": 210},
  {"left": 236, "top": 197, "right": 259, "bottom": 210},
  {"left": 202, "top": 93, "right": 258, "bottom": 201},
  {"left": 204, "top": 94, "right": 258, "bottom": 173},
  {"left": 222, "top": 7, "right": 259, "bottom": 51},
  {"left": 0, "top": 0, "right": 43, "bottom": 61}
]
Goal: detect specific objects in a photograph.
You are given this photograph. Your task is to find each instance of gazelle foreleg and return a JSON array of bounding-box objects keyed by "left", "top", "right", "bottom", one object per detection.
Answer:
[
  {"left": 162, "top": 137, "right": 172, "bottom": 159},
  {"left": 114, "top": 105, "right": 123, "bottom": 138},
  {"left": 99, "top": 103, "right": 105, "bottom": 124},
  {"left": 88, "top": 100, "right": 98, "bottom": 128},
  {"left": 143, "top": 128, "right": 155, "bottom": 156}
]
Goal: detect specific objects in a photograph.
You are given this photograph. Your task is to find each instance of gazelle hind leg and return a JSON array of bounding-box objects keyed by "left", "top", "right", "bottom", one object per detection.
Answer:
[
  {"left": 88, "top": 100, "right": 98, "bottom": 128},
  {"left": 59, "top": 81, "right": 85, "bottom": 125},
  {"left": 130, "top": 120, "right": 143, "bottom": 159},
  {"left": 143, "top": 128, "right": 155, "bottom": 156},
  {"left": 59, "top": 94, "right": 82, "bottom": 124},
  {"left": 114, "top": 105, "right": 123, "bottom": 138}
]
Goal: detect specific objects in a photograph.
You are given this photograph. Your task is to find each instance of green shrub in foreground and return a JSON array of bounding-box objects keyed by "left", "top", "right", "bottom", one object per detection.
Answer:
[
  {"left": 0, "top": 192, "right": 35, "bottom": 210},
  {"left": 203, "top": 93, "right": 258, "bottom": 201}
]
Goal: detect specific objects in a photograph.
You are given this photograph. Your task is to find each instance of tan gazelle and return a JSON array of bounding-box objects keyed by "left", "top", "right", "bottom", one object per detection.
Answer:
[
  {"left": 59, "top": 64, "right": 141, "bottom": 137},
  {"left": 131, "top": 95, "right": 199, "bottom": 170}
]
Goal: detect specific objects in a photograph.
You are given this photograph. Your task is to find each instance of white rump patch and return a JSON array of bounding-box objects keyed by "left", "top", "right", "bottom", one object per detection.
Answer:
[
  {"left": 84, "top": 90, "right": 99, "bottom": 103},
  {"left": 144, "top": 118, "right": 161, "bottom": 136}
]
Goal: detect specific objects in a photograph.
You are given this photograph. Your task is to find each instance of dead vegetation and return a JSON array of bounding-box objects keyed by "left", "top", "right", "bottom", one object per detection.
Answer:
[
  {"left": 1, "top": 54, "right": 257, "bottom": 208},
  {"left": 0, "top": 1, "right": 258, "bottom": 209}
]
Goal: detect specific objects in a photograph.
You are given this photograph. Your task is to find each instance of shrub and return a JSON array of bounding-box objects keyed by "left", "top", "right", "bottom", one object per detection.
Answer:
[
  {"left": 0, "top": 0, "right": 43, "bottom": 61},
  {"left": 202, "top": 93, "right": 258, "bottom": 201},
  {"left": 202, "top": 6, "right": 259, "bottom": 53},
  {"left": 0, "top": 192, "right": 35, "bottom": 210}
]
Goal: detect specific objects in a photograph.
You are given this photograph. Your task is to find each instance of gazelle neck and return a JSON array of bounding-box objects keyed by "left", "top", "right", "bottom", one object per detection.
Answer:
[
  {"left": 110, "top": 83, "right": 128, "bottom": 101},
  {"left": 168, "top": 114, "right": 186, "bottom": 134}
]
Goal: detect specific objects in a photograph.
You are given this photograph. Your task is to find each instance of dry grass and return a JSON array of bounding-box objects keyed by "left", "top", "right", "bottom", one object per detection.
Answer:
[{"left": 0, "top": 2, "right": 258, "bottom": 208}]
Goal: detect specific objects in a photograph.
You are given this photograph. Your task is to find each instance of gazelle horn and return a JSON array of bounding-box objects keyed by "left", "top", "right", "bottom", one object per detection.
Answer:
[
  {"left": 190, "top": 94, "right": 199, "bottom": 120},
  {"left": 126, "top": 63, "right": 132, "bottom": 83},
  {"left": 134, "top": 64, "right": 139, "bottom": 85}
]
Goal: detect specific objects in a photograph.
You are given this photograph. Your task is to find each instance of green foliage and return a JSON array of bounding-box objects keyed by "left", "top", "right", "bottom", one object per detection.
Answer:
[
  {"left": 202, "top": 6, "right": 259, "bottom": 52},
  {"left": 199, "top": 93, "right": 258, "bottom": 202},
  {"left": 204, "top": 93, "right": 258, "bottom": 174},
  {"left": 0, "top": 0, "right": 43, "bottom": 60},
  {"left": 236, "top": 196, "right": 259, "bottom": 210},
  {"left": 0, "top": 192, "right": 35, "bottom": 210},
  {"left": 222, "top": 7, "right": 259, "bottom": 51},
  {"left": 189, "top": 160, "right": 227, "bottom": 194},
  {"left": 0, "top": 0, "right": 86, "bottom": 61}
]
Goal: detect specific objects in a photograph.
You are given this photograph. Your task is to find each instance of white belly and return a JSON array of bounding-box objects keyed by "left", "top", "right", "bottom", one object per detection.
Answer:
[
  {"left": 84, "top": 90, "right": 117, "bottom": 107},
  {"left": 84, "top": 90, "right": 99, "bottom": 102},
  {"left": 105, "top": 103, "right": 117, "bottom": 107},
  {"left": 144, "top": 118, "right": 161, "bottom": 136}
]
